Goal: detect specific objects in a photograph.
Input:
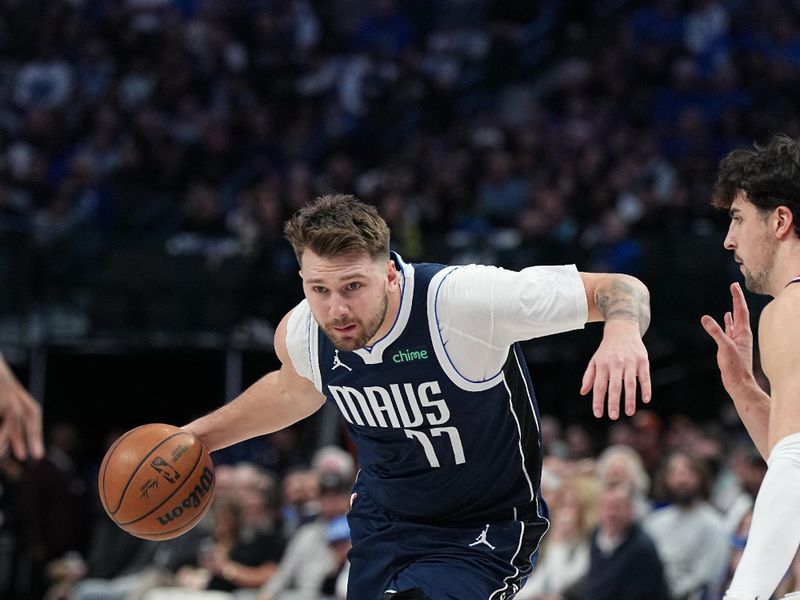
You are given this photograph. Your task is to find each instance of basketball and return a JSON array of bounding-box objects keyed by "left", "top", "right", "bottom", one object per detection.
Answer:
[{"left": 98, "top": 423, "right": 215, "bottom": 540}]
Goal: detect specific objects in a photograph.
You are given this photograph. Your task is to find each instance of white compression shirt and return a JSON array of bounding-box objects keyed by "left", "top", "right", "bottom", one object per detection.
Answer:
[{"left": 285, "top": 261, "right": 588, "bottom": 391}]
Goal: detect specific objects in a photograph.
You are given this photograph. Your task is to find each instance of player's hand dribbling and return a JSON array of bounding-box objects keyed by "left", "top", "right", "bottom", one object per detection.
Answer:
[
  {"left": 580, "top": 319, "right": 651, "bottom": 420},
  {"left": 701, "top": 282, "right": 756, "bottom": 394},
  {"left": 0, "top": 357, "right": 43, "bottom": 461}
]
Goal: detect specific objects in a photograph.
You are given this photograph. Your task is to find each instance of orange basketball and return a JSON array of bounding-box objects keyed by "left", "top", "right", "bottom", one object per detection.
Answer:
[{"left": 98, "top": 423, "right": 215, "bottom": 540}]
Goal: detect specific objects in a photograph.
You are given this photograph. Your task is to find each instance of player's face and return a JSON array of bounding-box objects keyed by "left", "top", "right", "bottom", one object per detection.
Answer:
[
  {"left": 300, "top": 249, "right": 396, "bottom": 351},
  {"left": 724, "top": 193, "right": 777, "bottom": 294}
]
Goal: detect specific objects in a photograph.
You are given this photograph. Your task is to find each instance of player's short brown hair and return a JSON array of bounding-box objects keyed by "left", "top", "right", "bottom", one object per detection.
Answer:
[{"left": 283, "top": 194, "right": 390, "bottom": 264}]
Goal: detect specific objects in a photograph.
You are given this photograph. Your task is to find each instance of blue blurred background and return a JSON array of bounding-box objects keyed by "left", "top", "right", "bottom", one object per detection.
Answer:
[{"left": 0, "top": 1, "right": 796, "bottom": 598}]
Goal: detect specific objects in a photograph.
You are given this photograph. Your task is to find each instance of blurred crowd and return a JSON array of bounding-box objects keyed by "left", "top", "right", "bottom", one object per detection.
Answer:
[
  {"left": 3, "top": 0, "right": 800, "bottom": 598},
  {"left": 0, "top": 0, "right": 798, "bottom": 338},
  {"left": 0, "top": 411, "right": 789, "bottom": 600}
]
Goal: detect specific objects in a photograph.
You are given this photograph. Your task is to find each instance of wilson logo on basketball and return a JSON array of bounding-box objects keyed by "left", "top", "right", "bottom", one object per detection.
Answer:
[
  {"left": 157, "top": 466, "right": 214, "bottom": 526},
  {"left": 150, "top": 456, "right": 180, "bottom": 484}
]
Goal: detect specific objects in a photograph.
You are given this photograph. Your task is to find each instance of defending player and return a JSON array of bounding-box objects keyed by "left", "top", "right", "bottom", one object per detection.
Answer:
[
  {"left": 185, "top": 194, "right": 651, "bottom": 599},
  {"left": 0, "top": 354, "right": 43, "bottom": 460},
  {"left": 702, "top": 135, "right": 800, "bottom": 599}
]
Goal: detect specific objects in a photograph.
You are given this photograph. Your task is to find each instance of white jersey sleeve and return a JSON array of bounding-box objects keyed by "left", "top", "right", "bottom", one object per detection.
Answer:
[
  {"left": 724, "top": 431, "right": 800, "bottom": 600},
  {"left": 429, "top": 264, "right": 587, "bottom": 385},
  {"left": 285, "top": 300, "right": 323, "bottom": 392}
]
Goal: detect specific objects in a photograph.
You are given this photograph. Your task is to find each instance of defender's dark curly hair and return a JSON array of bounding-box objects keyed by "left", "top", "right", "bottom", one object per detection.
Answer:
[{"left": 712, "top": 135, "right": 800, "bottom": 237}]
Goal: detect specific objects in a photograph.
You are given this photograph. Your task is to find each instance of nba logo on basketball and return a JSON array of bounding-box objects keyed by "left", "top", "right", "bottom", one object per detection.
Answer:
[{"left": 150, "top": 456, "right": 180, "bottom": 484}]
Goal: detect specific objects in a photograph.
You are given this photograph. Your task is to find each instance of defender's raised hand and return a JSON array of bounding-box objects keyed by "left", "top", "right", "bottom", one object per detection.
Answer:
[
  {"left": 0, "top": 356, "right": 43, "bottom": 461},
  {"left": 701, "top": 282, "right": 755, "bottom": 393}
]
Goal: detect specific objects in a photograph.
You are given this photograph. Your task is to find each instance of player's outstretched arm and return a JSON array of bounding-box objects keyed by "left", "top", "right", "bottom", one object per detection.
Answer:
[
  {"left": 0, "top": 355, "right": 43, "bottom": 460},
  {"left": 724, "top": 290, "right": 800, "bottom": 600},
  {"left": 578, "top": 273, "right": 651, "bottom": 420},
  {"left": 701, "top": 282, "right": 770, "bottom": 458},
  {"left": 183, "top": 311, "right": 326, "bottom": 452}
]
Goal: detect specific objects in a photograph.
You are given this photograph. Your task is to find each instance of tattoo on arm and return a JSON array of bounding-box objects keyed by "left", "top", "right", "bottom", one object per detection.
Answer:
[{"left": 595, "top": 279, "right": 651, "bottom": 335}]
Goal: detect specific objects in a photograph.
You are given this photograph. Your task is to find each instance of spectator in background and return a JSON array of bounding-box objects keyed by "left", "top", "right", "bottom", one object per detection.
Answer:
[
  {"left": 221, "top": 464, "right": 286, "bottom": 590},
  {"left": 320, "top": 515, "right": 351, "bottom": 600},
  {"left": 18, "top": 423, "right": 92, "bottom": 599},
  {"left": 629, "top": 411, "right": 664, "bottom": 474},
  {"left": 144, "top": 464, "right": 285, "bottom": 599},
  {"left": 280, "top": 468, "right": 321, "bottom": 539},
  {"left": 258, "top": 470, "right": 353, "bottom": 600},
  {"left": 644, "top": 451, "right": 728, "bottom": 600},
  {"left": 595, "top": 444, "right": 651, "bottom": 518},
  {"left": 722, "top": 509, "right": 751, "bottom": 595},
  {"left": 718, "top": 444, "right": 766, "bottom": 534},
  {"left": 578, "top": 483, "right": 669, "bottom": 600},
  {"left": 57, "top": 433, "right": 208, "bottom": 600},
  {"left": 0, "top": 455, "right": 23, "bottom": 598},
  {"left": 517, "top": 475, "right": 599, "bottom": 599}
]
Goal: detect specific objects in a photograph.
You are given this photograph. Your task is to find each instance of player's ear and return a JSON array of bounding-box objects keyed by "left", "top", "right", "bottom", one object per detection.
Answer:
[
  {"left": 386, "top": 258, "right": 399, "bottom": 287},
  {"left": 774, "top": 205, "right": 795, "bottom": 239}
]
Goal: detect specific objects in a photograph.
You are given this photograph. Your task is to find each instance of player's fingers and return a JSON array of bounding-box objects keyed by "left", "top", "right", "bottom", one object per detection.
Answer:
[
  {"left": 3, "top": 393, "right": 28, "bottom": 461},
  {"left": 724, "top": 311, "right": 733, "bottom": 336},
  {"left": 592, "top": 364, "right": 609, "bottom": 418},
  {"left": 638, "top": 358, "right": 652, "bottom": 404},
  {"left": 0, "top": 410, "right": 13, "bottom": 459},
  {"left": 731, "top": 282, "right": 750, "bottom": 322},
  {"left": 9, "top": 414, "right": 27, "bottom": 461},
  {"left": 0, "top": 410, "right": 17, "bottom": 460},
  {"left": 604, "top": 368, "right": 622, "bottom": 421},
  {"left": 581, "top": 360, "right": 596, "bottom": 397},
  {"left": 23, "top": 395, "right": 43, "bottom": 460},
  {"left": 624, "top": 367, "right": 638, "bottom": 416},
  {"left": 700, "top": 315, "right": 726, "bottom": 345}
]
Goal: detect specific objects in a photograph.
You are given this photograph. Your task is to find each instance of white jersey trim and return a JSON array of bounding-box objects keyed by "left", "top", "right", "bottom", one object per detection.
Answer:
[{"left": 285, "top": 300, "right": 323, "bottom": 392}]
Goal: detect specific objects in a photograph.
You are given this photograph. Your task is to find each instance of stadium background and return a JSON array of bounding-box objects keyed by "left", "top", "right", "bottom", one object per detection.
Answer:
[{"left": 0, "top": 0, "right": 796, "bottom": 598}]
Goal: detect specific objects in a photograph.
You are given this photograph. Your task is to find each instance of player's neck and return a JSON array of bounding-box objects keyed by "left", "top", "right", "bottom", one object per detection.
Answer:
[{"left": 763, "top": 243, "right": 800, "bottom": 296}]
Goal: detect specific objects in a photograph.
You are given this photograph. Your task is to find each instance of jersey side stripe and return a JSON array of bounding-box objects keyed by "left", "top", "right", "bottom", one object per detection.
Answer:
[
  {"left": 502, "top": 372, "right": 535, "bottom": 502},
  {"left": 488, "top": 522, "right": 526, "bottom": 600}
]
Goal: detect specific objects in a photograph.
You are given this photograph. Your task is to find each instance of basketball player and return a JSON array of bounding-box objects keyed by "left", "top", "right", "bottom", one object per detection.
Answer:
[
  {"left": 185, "top": 194, "right": 651, "bottom": 599},
  {"left": 702, "top": 135, "right": 800, "bottom": 600},
  {"left": 0, "top": 354, "right": 43, "bottom": 460}
]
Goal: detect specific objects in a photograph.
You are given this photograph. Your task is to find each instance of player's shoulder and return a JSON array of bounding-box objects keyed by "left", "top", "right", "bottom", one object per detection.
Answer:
[
  {"left": 283, "top": 299, "right": 312, "bottom": 330},
  {"left": 277, "top": 301, "right": 313, "bottom": 356},
  {"left": 761, "top": 284, "right": 800, "bottom": 328}
]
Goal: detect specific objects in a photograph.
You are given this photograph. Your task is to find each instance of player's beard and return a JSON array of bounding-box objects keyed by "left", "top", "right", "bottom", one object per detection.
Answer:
[
  {"left": 740, "top": 239, "right": 777, "bottom": 294},
  {"left": 324, "top": 292, "right": 388, "bottom": 351}
]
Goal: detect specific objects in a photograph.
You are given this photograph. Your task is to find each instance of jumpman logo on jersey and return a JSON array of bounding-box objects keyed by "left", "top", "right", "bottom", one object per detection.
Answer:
[
  {"left": 469, "top": 524, "right": 495, "bottom": 550},
  {"left": 332, "top": 350, "right": 352, "bottom": 371}
]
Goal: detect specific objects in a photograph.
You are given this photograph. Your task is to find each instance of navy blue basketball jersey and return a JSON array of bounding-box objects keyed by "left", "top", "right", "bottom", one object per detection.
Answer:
[
  {"left": 287, "top": 253, "right": 590, "bottom": 525},
  {"left": 297, "top": 254, "right": 556, "bottom": 523}
]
